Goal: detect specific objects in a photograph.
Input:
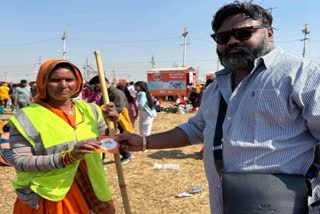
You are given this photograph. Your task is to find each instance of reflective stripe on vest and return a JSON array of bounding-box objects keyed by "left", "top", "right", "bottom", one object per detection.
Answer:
[{"left": 9, "top": 100, "right": 112, "bottom": 202}]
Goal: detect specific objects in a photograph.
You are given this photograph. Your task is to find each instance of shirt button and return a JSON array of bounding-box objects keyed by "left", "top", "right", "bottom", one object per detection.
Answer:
[{"left": 227, "top": 116, "right": 231, "bottom": 121}]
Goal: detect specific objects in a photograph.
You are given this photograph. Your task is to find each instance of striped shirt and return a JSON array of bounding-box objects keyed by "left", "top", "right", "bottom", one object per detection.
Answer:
[{"left": 178, "top": 48, "right": 320, "bottom": 214}]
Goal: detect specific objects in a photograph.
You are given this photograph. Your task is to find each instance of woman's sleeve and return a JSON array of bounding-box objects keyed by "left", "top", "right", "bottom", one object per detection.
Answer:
[
  {"left": 10, "top": 124, "right": 64, "bottom": 172},
  {"left": 137, "top": 92, "right": 147, "bottom": 109}
]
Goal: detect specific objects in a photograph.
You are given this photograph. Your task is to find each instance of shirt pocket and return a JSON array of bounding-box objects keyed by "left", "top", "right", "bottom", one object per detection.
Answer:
[{"left": 255, "top": 89, "right": 288, "bottom": 123}]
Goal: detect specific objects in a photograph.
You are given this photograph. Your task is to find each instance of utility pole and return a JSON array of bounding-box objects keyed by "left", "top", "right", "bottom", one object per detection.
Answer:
[
  {"left": 83, "top": 57, "right": 97, "bottom": 81},
  {"left": 85, "top": 56, "right": 89, "bottom": 81},
  {"left": 33, "top": 56, "right": 42, "bottom": 74},
  {"left": 182, "top": 27, "right": 189, "bottom": 67},
  {"left": 150, "top": 55, "right": 155, "bottom": 68},
  {"left": 112, "top": 70, "right": 116, "bottom": 85},
  {"left": 301, "top": 24, "right": 310, "bottom": 57},
  {"left": 61, "top": 31, "right": 67, "bottom": 59}
]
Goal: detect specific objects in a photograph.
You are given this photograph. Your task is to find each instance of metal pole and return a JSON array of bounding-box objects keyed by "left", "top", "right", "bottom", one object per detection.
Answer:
[
  {"left": 182, "top": 27, "right": 189, "bottom": 66},
  {"left": 302, "top": 24, "right": 310, "bottom": 58},
  {"left": 85, "top": 56, "right": 89, "bottom": 81},
  {"left": 61, "top": 31, "right": 67, "bottom": 59}
]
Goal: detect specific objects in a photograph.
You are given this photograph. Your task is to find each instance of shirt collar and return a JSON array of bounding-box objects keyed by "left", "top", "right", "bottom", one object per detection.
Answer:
[{"left": 259, "top": 47, "right": 283, "bottom": 70}]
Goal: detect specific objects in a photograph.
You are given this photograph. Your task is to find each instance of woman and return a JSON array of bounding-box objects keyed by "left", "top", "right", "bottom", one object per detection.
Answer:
[
  {"left": 116, "top": 84, "right": 138, "bottom": 128},
  {"left": 0, "top": 82, "right": 10, "bottom": 114},
  {"left": 134, "top": 81, "right": 156, "bottom": 136},
  {"left": 9, "top": 59, "right": 117, "bottom": 213},
  {"left": 0, "top": 122, "right": 12, "bottom": 166}
]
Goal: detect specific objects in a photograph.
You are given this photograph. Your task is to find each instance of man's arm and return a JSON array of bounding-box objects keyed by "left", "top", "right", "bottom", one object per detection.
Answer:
[
  {"left": 115, "top": 127, "right": 191, "bottom": 152},
  {"left": 147, "top": 127, "right": 191, "bottom": 149}
]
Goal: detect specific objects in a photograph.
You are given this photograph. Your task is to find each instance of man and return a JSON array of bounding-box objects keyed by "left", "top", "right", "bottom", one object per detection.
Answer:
[
  {"left": 14, "top": 79, "right": 33, "bottom": 109},
  {"left": 89, "top": 76, "right": 134, "bottom": 164},
  {"left": 127, "top": 81, "right": 137, "bottom": 98},
  {"left": 116, "top": 1, "right": 320, "bottom": 213}
]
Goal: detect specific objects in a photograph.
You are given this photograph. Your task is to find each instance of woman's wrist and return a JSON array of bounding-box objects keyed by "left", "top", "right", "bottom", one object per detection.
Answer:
[{"left": 61, "top": 150, "right": 78, "bottom": 166}]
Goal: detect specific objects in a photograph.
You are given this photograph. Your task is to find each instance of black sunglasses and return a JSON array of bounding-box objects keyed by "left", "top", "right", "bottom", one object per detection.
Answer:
[{"left": 211, "top": 25, "right": 267, "bottom": 45}]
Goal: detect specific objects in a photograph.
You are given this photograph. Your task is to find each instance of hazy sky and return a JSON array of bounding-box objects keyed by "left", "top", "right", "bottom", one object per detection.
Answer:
[{"left": 0, "top": 0, "right": 319, "bottom": 82}]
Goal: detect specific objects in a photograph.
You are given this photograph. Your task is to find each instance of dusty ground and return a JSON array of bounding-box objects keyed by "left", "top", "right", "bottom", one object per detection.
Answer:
[{"left": 0, "top": 105, "right": 210, "bottom": 214}]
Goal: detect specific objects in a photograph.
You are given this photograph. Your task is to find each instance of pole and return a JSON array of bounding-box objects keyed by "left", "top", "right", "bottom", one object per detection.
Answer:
[
  {"left": 61, "top": 31, "right": 67, "bottom": 59},
  {"left": 94, "top": 50, "right": 132, "bottom": 214},
  {"left": 182, "top": 27, "right": 189, "bottom": 66},
  {"left": 85, "top": 56, "right": 89, "bottom": 81},
  {"left": 302, "top": 24, "right": 310, "bottom": 58},
  {"left": 150, "top": 55, "right": 155, "bottom": 68}
]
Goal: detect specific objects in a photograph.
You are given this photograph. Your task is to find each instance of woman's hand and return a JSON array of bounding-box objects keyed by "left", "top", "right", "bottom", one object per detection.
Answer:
[
  {"left": 71, "top": 139, "right": 101, "bottom": 160},
  {"left": 115, "top": 133, "right": 144, "bottom": 152},
  {"left": 101, "top": 102, "right": 119, "bottom": 122}
]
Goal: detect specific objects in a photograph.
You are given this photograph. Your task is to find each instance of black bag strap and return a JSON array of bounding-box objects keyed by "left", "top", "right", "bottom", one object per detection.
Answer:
[{"left": 213, "top": 95, "right": 227, "bottom": 176}]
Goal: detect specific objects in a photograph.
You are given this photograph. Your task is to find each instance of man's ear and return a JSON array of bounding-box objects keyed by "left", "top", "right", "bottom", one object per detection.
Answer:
[{"left": 267, "top": 27, "right": 274, "bottom": 42}]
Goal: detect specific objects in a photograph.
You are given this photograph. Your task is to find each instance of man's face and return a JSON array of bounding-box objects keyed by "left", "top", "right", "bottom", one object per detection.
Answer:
[
  {"left": 91, "top": 83, "right": 101, "bottom": 92},
  {"left": 215, "top": 14, "right": 274, "bottom": 72}
]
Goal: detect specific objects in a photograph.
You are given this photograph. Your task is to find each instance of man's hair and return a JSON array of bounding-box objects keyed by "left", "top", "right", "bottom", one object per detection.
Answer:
[
  {"left": 129, "top": 81, "right": 134, "bottom": 85},
  {"left": 20, "top": 79, "right": 27, "bottom": 84},
  {"left": 212, "top": 1, "right": 273, "bottom": 32},
  {"left": 88, "top": 75, "right": 109, "bottom": 84}
]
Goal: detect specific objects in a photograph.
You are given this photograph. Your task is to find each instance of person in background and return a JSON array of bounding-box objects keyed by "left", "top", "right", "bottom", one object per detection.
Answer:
[
  {"left": 117, "top": 84, "right": 139, "bottom": 128},
  {"left": 81, "top": 82, "right": 92, "bottom": 101},
  {"left": 115, "top": 1, "right": 320, "bottom": 213},
  {"left": 152, "top": 96, "right": 161, "bottom": 112},
  {"left": 0, "top": 122, "right": 12, "bottom": 166},
  {"left": 14, "top": 79, "right": 33, "bottom": 109},
  {"left": 134, "top": 81, "right": 156, "bottom": 136},
  {"left": 9, "top": 59, "right": 117, "bottom": 213},
  {"left": 9, "top": 83, "right": 18, "bottom": 112},
  {"left": 127, "top": 81, "right": 137, "bottom": 98},
  {"left": 89, "top": 76, "right": 134, "bottom": 164},
  {"left": 188, "top": 87, "right": 200, "bottom": 108},
  {"left": 0, "top": 82, "right": 10, "bottom": 114},
  {"left": 29, "top": 81, "right": 37, "bottom": 99}
]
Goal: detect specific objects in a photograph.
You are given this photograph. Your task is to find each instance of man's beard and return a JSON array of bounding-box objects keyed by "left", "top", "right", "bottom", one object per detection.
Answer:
[{"left": 217, "top": 36, "right": 271, "bottom": 72}]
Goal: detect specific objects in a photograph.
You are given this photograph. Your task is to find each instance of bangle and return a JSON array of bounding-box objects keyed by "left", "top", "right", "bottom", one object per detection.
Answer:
[{"left": 142, "top": 136, "right": 148, "bottom": 151}]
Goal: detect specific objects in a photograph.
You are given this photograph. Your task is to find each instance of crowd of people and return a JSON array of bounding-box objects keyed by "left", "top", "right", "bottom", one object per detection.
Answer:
[{"left": 0, "top": 74, "right": 161, "bottom": 166}]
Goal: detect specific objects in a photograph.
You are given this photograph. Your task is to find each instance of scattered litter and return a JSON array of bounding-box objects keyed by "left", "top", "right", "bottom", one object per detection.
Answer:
[
  {"left": 175, "top": 192, "right": 193, "bottom": 198},
  {"left": 175, "top": 185, "right": 204, "bottom": 198},
  {"left": 189, "top": 185, "right": 204, "bottom": 194},
  {"left": 153, "top": 163, "right": 180, "bottom": 170}
]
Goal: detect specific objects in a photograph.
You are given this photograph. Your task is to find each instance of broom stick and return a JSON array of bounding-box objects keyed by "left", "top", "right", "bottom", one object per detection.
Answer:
[{"left": 94, "top": 50, "right": 132, "bottom": 214}]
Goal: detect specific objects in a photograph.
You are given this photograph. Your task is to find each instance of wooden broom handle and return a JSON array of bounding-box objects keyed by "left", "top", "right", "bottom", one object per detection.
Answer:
[{"left": 94, "top": 50, "right": 132, "bottom": 214}]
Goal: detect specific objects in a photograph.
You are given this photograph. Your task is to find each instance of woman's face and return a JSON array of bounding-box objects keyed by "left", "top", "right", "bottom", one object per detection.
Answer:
[
  {"left": 134, "top": 85, "right": 141, "bottom": 92},
  {"left": 46, "top": 67, "right": 78, "bottom": 102}
]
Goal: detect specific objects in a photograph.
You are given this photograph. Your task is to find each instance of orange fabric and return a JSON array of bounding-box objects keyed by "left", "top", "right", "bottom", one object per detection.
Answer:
[
  {"left": 35, "top": 58, "right": 83, "bottom": 101},
  {"left": 13, "top": 182, "right": 90, "bottom": 214}
]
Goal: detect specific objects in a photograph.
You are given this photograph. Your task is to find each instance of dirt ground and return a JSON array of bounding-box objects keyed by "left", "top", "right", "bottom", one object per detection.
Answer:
[{"left": 0, "top": 106, "right": 210, "bottom": 214}]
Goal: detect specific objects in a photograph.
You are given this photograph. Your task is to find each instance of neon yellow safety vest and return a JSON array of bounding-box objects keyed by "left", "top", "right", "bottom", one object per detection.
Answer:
[{"left": 9, "top": 100, "right": 112, "bottom": 202}]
